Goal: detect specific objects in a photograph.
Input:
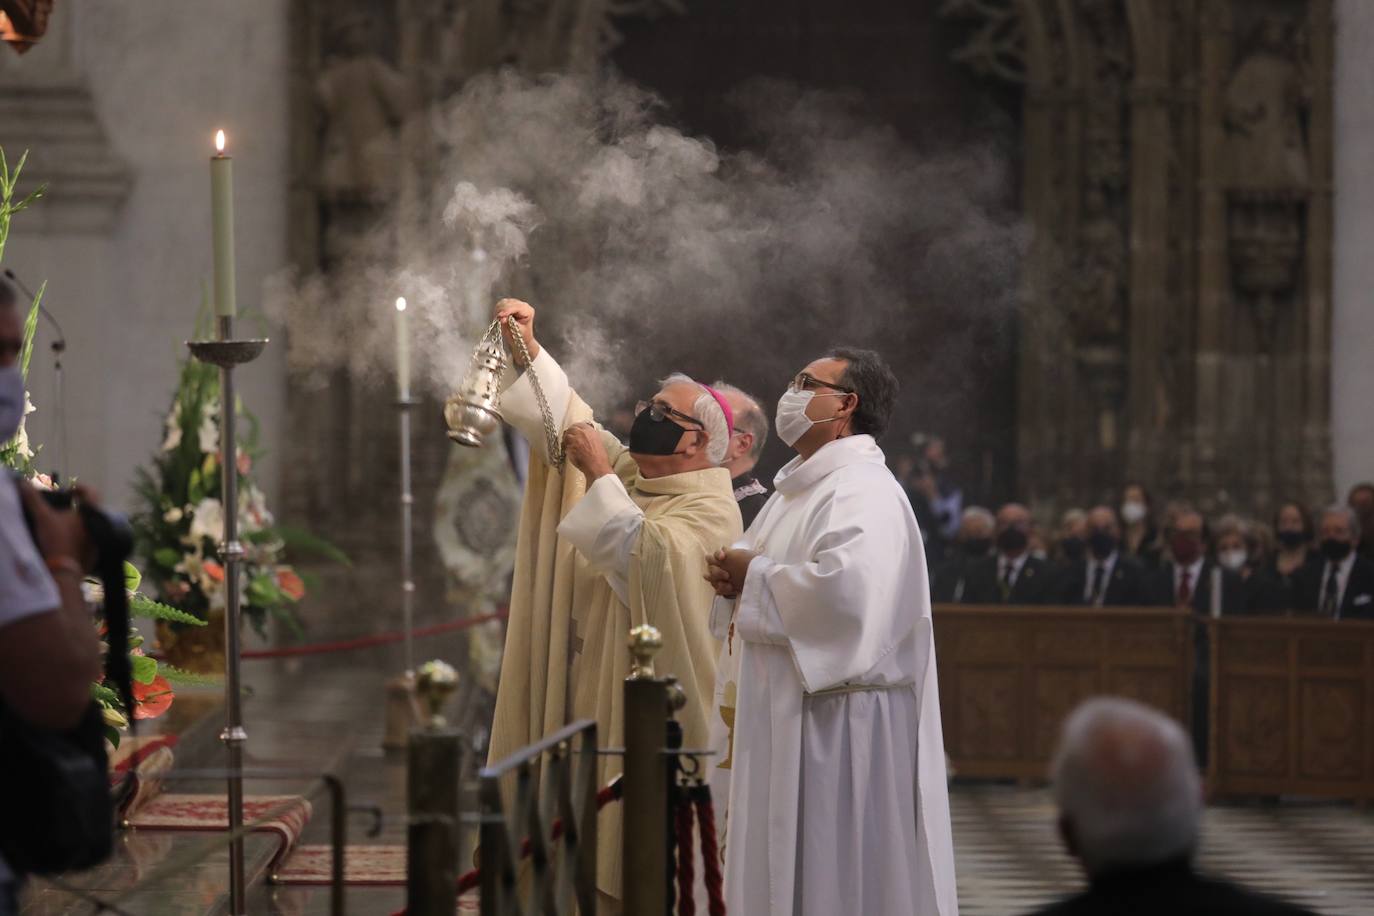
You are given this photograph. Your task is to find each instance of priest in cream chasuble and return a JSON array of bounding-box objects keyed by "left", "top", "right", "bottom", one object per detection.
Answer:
[{"left": 484, "top": 300, "right": 742, "bottom": 914}]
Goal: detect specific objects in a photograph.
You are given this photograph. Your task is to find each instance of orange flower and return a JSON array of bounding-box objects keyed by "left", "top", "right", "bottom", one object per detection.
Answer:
[
  {"left": 132, "top": 675, "right": 174, "bottom": 720},
  {"left": 276, "top": 567, "right": 305, "bottom": 601},
  {"left": 237, "top": 452, "right": 253, "bottom": 476},
  {"left": 203, "top": 560, "right": 224, "bottom": 582}
]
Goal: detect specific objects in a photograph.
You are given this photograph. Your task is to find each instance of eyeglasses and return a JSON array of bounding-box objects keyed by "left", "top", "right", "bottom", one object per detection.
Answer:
[
  {"left": 635, "top": 400, "right": 705, "bottom": 430},
  {"left": 789, "top": 372, "right": 854, "bottom": 394}
]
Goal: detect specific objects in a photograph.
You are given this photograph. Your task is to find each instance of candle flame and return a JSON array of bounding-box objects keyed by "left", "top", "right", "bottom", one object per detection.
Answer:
[
  {"left": 215, "top": 130, "right": 226, "bottom": 153},
  {"left": 396, "top": 297, "right": 407, "bottom": 312}
]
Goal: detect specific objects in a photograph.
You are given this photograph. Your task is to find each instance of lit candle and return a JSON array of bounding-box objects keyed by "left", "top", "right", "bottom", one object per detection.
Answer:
[
  {"left": 210, "top": 129, "right": 236, "bottom": 318},
  {"left": 395, "top": 297, "right": 410, "bottom": 399}
]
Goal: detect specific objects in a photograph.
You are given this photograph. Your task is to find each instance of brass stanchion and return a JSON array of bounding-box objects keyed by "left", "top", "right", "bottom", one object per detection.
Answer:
[
  {"left": 406, "top": 661, "right": 464, "bottom": 915},
  {"left": 622, "top": 625, "right": 677, "bottom": 916}
]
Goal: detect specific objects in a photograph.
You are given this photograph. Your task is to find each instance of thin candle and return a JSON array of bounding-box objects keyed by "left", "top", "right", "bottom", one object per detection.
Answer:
[
  {"left": 395, "top": 297, "right": 410, "bottom": 399},
  {"left": 210, "top": 129, "right": 236, "bottom": 319}
]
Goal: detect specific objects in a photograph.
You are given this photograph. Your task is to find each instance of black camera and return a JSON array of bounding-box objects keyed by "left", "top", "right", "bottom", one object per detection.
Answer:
[{"left": 17, "top": 481, "right": 135, "bottom": 710}]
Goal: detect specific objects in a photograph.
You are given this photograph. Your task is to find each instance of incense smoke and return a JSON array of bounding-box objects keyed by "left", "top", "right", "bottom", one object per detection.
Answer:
[{"left": 268, "top": 70, "right": 1024, "bottom": 426}]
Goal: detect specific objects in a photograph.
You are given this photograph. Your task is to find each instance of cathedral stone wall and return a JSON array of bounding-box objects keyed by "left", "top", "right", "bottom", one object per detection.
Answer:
[{"left": 1, "top": 0, "right": 291, "bottom": 509}]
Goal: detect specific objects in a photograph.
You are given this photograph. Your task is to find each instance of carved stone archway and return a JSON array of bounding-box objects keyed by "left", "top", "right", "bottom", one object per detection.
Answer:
[
  {"left": 281, "top": 0, "right": 684, "bottom": 638},
  {"left": 944, "top": 0, "right": 1334, "bottom": 516}
]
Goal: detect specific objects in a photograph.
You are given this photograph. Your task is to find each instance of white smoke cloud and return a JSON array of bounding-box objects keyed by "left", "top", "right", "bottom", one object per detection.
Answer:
[{"left": 267, "top": 69, "right": 1025, "bottom": 415}]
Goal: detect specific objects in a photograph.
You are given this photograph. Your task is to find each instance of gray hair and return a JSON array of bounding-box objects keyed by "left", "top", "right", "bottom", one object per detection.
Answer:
[
  {"left": 659, "top": 372, "right": 729, "bottom": 466},
  {"left": 1322, "top": 503, "right": 1362, "bottom": 542},
  {"left": 960, "top": 506, "right": 995, "bottom": 537},
  {"left": 711, "top": 381, "right": 768, "bottom": 461},
  {"left": 1051, "top": 697, "right": 1201, "bottom": 875}
]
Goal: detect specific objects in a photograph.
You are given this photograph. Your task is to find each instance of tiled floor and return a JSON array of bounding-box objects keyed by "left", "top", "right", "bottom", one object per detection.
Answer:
[
  {"left": 951, "top": 784, "right": 1374, "bottom": 915},
  {"left": 22, "top": 654, "right": 1374, "bottom": 915}
]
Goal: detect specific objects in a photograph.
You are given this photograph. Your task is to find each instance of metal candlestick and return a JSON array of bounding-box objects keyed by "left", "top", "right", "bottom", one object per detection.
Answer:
[
  {"left": 399, "top": 394, "right": 417, "bottom": 677},
  {"left": 187, "top": 319, "right": 267, "bottom": 916}
]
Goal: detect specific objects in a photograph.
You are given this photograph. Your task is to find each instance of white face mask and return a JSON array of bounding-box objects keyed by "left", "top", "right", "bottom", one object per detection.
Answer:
[
  {"left": 775, "top": 388, "right": 846, "bottom": 448},
  {"left": 1218, "top": 548, "right": 1248, "bottom": 572},
  {"left": 0, "top": 365, "right": 24, "bottom": 444},
  {"left": 1120, "top": 500, "right": 1148, "bottom": 525}
]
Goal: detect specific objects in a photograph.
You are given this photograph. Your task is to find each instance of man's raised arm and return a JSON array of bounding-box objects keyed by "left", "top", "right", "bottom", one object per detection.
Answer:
[{"left": 494, "top": 298, "right": 575, "bottom": 465}]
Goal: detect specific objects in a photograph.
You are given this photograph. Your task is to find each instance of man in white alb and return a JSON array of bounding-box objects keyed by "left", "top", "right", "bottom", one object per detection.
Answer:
[{"left": 704, "top": 347, "right": 957, "bottom": 916}]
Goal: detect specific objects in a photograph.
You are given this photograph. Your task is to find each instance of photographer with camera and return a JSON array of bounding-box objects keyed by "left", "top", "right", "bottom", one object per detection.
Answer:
[{"left": 0, "top": 277, "right": 104, "bottom": 913}]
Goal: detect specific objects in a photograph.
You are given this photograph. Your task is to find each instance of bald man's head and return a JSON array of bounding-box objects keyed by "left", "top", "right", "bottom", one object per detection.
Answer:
[{"left": 1051, "top": 697, "right": 1202, "bottom": 876}]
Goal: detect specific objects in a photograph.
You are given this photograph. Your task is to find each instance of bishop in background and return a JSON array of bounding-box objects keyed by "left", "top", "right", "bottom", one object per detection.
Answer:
[{"left": 705, "top": 347, "right": 958, "bottom": 916}]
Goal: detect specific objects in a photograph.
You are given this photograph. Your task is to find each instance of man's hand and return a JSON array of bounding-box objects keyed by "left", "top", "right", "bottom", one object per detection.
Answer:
[
  {"left": 16, "top": 482, "right": 97, "bottom": 572},
  {"left": 705, "top": 548, "right": 758, "bottom": 599},
  {"left": 563, "top": 422, "right": 614, "bottom": 480},
  {"left": 495, "top": 298, "right": 540, "bottom": 365}
]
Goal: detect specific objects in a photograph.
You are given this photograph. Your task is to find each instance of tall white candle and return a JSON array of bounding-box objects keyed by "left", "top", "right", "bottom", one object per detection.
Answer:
[
  {"left": 210, "top": 130, "right": 236, "bottom": 319},
  {"left": 395, "top": 297, "right": 410, "bottom": 399}
]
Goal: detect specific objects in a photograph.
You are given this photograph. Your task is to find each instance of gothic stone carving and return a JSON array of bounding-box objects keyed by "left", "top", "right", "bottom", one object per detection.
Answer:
[
  {"left": 943, "top": 0, "right": 1334, "bottom": 514},
  {"left": 284, "top": 0, "right": 684, "bottom": 641}
]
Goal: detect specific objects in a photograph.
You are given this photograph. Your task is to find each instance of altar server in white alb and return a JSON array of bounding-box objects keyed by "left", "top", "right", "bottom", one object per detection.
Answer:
[{"left": 704, "top": 347, "right": 958, "bottom": 916}]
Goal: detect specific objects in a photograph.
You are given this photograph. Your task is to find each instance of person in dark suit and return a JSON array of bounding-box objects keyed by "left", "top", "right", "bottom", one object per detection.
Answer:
[
  {"left": 1026, "top": 697, "right": 1315, "bottom": 916},
  {"left": 963, "top": 502, "right": 1053, "bottom": 604},
  {"left": 1294, "top": 505, "right": 1374, "bottom": 620},
  {"left": 1054, "top": 506, "right": 1151, "bottom": 607},
  {"left": 1119, "top": 481, "right": 1165, "bottom": 570},
  {"left": 1245, "top": 501, "right": 1314, "bottom": 613},
  {"left": 931, "top": 506, "right": 994, "bottom": 603},
  {"left": 1146, "top": 507, "right": 1243, "bottom": 765},
  {"left": 1349, "top": 482, "right": 1374, "bottom": 563},
  {"left": 1145, "top": 508, "right": 1245, "bottom": 613}
]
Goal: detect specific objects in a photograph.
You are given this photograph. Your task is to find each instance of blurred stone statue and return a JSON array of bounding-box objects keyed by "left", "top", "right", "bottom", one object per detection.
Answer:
[
  {"left": 316, "top": 13, "right": 410, "bottom": 202},
  {"left": 1225, "top": 15, "right": 1310, "bottom": 190}
]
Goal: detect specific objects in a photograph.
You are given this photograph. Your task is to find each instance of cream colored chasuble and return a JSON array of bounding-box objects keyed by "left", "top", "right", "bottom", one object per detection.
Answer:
[{"left": 486, "top": 348, "right": 741, "bottom": 908}]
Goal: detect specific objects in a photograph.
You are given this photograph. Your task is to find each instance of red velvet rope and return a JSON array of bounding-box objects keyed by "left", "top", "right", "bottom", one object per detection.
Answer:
[
  {"left": 693, "top": 785, "right": 727, "bottom": 916},
  {"left": 675, "top": 793, "right": 696, "bottom": 916},
  {"left": 236, "top": 610, "right": 507, "bottom": 659}
]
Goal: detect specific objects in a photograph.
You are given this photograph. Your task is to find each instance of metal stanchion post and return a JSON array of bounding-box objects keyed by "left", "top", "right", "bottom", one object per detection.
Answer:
[
  {"left": 622, "top": 625, "right": 673, "bottom": 916},
  {"left": 188, "top": 324, "right": 267, "bottom": 915},
  {"left": 407, "top": 664, "right": 463, "bottom": 914}
]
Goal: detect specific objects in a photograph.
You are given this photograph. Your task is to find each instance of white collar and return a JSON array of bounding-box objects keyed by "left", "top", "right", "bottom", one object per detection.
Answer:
[
  {"left": 1328, "top": 551, "right": 1356, "bottom": 577},
  {"left": 774, "top": 435, "right": 884, "bottom": 495},
  {"left": 1090, "top": 551, "right": 1120, "bottom": 571}
]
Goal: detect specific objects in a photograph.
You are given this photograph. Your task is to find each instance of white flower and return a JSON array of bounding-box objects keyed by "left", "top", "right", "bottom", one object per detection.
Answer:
[
  {"left": 198, "top": 401, "right": 219, "bottom": 455},
  {"left": 164, "top": 506, "right": 184, "bottom": 524},
  {"left": 240, "top": 485, "right": 274, "bottom": 534},
  {"left": 188, "top": 497, "right": 224, "bottom": 544},
  {"left": 161, "top": 409, "right": 182, "bottom": 452}
]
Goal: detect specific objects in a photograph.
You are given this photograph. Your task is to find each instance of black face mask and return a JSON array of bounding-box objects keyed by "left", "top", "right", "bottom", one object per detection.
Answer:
[
  {"left": 1088, "top": 530, "right": 1118, "bottom": 560},
  {"left": 1321, "top": 538, "right": 1353, "bottom": 562},
  {"left": 1059, "top": 536, "right": 1085, "bottom": 561},
  {"left": 1277, "top": 530, "right": 1307, "bottom": 550},
  {"left": 628, "top": 407, "right": 689, "bottom": 456},
  {"left": 961, "top": 538, "right": 992, "bottom": 557},
  {"left": 997, "top": 527, "right": 1028, "bottom": 554}
]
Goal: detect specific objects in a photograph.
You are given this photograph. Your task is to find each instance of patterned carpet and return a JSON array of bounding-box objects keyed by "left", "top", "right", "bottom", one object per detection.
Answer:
[{"left": 950, "top": 784, "right": 1374, "bottom": 916}]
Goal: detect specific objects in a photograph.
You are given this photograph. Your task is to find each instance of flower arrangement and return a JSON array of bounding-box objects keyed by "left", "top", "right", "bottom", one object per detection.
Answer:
[
  {"left": 0, "top": 149, "right": 45, "bottom": 477},
  {"left": 0, "top": 146, "right": 208, "bottom": 744},
  {"left": 131, "top": 311, "right": 346, "bottom": 643}
]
